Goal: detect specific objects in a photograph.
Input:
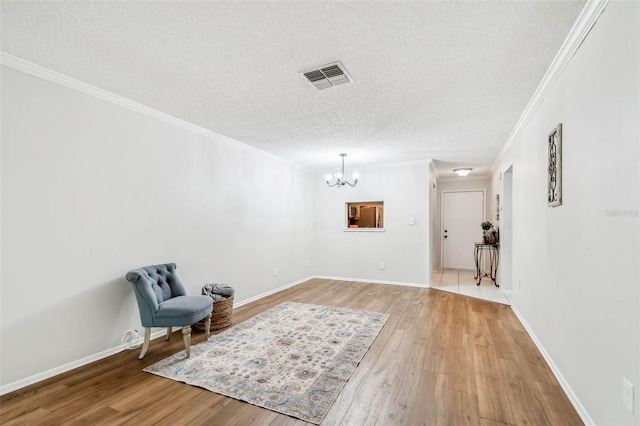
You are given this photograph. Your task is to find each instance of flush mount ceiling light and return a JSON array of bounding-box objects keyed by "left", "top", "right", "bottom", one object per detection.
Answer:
[
  {"left": 325, "top": 154, "right": 359, "bottom": 188},
  {"left": 453, "top": 168, "right": 473, "bottom": 177}
]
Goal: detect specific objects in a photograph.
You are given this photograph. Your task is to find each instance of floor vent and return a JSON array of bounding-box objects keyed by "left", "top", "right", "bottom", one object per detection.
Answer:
[{"left": 302, "top": 62, "right": 352, "bottom": 90}]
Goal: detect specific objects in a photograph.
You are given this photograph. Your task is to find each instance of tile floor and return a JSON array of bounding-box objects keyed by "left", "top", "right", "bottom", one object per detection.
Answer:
[{"left": 431, "top": 269, "right": 511, "bottom": 305}]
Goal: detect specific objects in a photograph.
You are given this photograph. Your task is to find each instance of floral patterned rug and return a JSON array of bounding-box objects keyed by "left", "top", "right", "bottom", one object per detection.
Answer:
[{"left": 144, "top": 301, "right": 389, "bottom": 424}]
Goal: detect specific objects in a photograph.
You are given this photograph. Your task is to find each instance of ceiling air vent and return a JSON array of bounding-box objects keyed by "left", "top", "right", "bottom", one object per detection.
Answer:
[{"left": 302, "top": 62, "right": 352, "bottom": 90}]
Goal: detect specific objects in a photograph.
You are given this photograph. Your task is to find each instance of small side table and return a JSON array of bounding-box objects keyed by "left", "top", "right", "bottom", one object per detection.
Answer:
[{"left": 474, "top": 243, "right": 499, "bottom": 287}]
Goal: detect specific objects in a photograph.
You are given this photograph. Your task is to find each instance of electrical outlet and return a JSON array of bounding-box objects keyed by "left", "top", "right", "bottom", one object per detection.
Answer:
[
  {"left": 273, "top": 268, "right": 278, "bottom": 277},
  {"left": 380, "top": 262, "right": 385, "bottom": 270},
  {"left": 623, "top": 378, "right": 634, "bottom": 413},
  {"left": 409, "top": 217, "right": 415, "bottom": 225}
]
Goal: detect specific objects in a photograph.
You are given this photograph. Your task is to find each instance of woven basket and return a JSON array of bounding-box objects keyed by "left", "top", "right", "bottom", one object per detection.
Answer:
[{"left": 194, "top": 295, "right": 234, "bottom": 331}]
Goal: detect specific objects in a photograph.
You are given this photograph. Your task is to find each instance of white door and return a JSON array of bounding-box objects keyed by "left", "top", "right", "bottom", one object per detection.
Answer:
[{"left": 442, "top": 191, "right": 484, "bottom": 269}]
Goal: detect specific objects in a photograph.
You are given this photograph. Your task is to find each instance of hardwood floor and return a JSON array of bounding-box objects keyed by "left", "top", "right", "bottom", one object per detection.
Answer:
[{"left": 0, "top": 279, "right": 582, "bottom": 425}]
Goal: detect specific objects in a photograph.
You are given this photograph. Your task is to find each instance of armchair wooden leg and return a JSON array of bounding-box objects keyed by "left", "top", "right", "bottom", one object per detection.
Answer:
[
  {"left": 204, "top": 313, "right": 212, "bottom": 341},
  {"left": 139, "top": 328, "right": 151, "bottom": 360},
  {"left": 182, "top": 326, "right": 192, "bottom": 357},
  {"left": 165, "top": 327, "right": 172, "bottom": 341}
]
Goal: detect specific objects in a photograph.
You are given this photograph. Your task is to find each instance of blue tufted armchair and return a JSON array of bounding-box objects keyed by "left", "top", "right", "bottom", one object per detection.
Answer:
[{"left": 125, "top": 263, "right": 213, "bottom": 359}]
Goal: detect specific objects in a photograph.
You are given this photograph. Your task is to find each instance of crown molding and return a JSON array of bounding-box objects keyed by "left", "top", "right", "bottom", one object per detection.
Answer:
[
  {"left": 362, "top": 159, "right": 431, "bottom": 170},
  {"left": 310, "top": 158, "right": 431, "bottom": 175},
  {"left": 429, "top": 160, "right": 441, "bottom": 181},
  {"left": 490, "top": 0, "right": 610, "bottom": 175},
  {"left": 0, "top": 53, "right": 310, "bottom": 171}
]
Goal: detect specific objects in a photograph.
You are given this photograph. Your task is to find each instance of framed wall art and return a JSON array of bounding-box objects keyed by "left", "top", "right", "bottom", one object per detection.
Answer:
[{"left": 548, "top": 123, "right": 562, "bottom": 207}]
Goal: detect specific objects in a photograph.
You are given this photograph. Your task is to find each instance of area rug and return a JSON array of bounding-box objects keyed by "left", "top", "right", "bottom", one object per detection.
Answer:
[{"left": 143, "top": 301, "right": 389, "bottom": 424}]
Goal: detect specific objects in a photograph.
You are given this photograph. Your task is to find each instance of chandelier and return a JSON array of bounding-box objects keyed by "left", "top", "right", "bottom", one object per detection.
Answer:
[{"left": 325, "top": 153, "right": 360, "bottom": 188}]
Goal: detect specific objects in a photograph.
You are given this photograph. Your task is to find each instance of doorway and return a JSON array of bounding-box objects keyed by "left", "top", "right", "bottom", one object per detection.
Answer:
[{"left": 441, "top": 190, "right": 485, "bottom": 270}]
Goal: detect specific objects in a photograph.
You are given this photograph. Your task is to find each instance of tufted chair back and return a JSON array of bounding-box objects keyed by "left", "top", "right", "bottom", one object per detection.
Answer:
[
  {"left": 125, "top": 262, "right": 213, "bottom": 359},
  {"left": 125, "top": 263, "right": 188, "bottom": 327}
]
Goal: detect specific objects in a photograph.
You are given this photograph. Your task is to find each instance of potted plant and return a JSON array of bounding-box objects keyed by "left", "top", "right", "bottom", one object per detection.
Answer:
[
  {"left": 481, "top": 221, "right": 492, "bottom": 244},
  {"left": 481, "top": 221, "right": 499, "bottom": 244}
]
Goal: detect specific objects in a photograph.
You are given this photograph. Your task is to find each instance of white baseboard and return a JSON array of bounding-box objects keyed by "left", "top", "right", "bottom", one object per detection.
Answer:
[
  {"left": 314, "top": 275, "right": 429, "bottom": 288},
  {"left": 1, "top": 348, "right": 118, "bottom": 396},
  {"left": 510, "top": 305, "right": 594, "bottom": 426},
  {"left": 0, "top": 276, "right": 314, "bottom": 395},
  {"left": 1, "top": 275, "right": 424, "bottom": 395},
  {"left": 232, "top": 276, "right": 315, "bottom": 308},
  {"left": 0, "top": 328, "right": 165, "bottom": 396}
]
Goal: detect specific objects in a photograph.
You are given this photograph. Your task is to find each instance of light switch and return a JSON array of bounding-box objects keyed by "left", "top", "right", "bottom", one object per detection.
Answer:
[{"left": 409, "top": 217, "right": 415, "bottom": 225}]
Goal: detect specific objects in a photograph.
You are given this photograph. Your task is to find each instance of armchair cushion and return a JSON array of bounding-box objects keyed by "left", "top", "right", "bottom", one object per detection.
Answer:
[{"left": 154, "top": 296, "right": 213, "bottom": 327}]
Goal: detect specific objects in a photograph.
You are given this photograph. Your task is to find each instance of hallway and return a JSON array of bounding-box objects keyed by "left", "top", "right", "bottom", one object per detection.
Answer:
[{"left": 431, "top": 269, "right": 511, "bottom": 305}]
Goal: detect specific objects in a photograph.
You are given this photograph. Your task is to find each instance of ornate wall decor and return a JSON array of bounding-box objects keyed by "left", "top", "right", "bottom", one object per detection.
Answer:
[{"left": 548, "top": 123, "right": 562, "bottom": 207}]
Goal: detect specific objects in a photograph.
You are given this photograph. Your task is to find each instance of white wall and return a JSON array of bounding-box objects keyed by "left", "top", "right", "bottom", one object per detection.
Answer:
[
  {"left": 314, "top": 161, "right": 431, "bottom": 286},
  {"left": 428, "top": 162, "right": 438, "bottom": 280},
  {"left": 490, "top": 2, "right": 639, "bottom": 424},
  {"left": 0, "top": 66, "right": 316, "bottom": 387},
  {"left": 497, "top": 167, "right": 513, "bottom": 290},
  {"left": 0, "top": 65, "right": 434, "bottom": 390}
]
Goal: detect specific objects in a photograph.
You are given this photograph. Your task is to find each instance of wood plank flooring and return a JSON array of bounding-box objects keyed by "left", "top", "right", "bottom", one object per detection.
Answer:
[{"left": 0, "top": 279, "right": 583, "bottom": 425}]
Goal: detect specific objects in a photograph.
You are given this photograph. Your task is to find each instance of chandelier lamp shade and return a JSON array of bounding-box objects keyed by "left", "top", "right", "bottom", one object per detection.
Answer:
[{"left": 325, "top": 153, "right": 359, "bottom": 188}]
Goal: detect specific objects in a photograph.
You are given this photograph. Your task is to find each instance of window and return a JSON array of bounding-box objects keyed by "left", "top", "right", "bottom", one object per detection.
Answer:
[{"left": 346, "top": 201, "right": 384, "bottom": 230}]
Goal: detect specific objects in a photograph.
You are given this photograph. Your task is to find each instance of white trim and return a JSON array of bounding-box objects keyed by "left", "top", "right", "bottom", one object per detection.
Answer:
[
  {"left": 429, "top": 160, "right": 440, "bottom": 181},
  {"left": 0, "top": 275, "right": 593, "bottom": 426},
  {"left": 0, "top": 328, "right": 166, "bottom": 396},
  {"left": 314, "top": 275, "right": 429, "bottom": 288},
  {"left": 0, "top": 275, "right": 313, "bottom": 395},
  {"left": 360, "top": 159, "right": 431, "bottom": 170},
  {"left": 0, "top": 53, "right": 312, "bottom": 173},
  {"left": 234, "top": 275, "right": 429, "bottom": 307},
  {"left": 343, "top": 228, "right": 385, "bottom": 232},
  {"left": 0, "top": 275, "right": 423, "bottom": 394},
  {"left": 312, "top": 159, "right": 431, "bottom": 175},
  {"left": 510, "top": 305, "right": 595, "bottom": 426},
  {"left": 231, "top": 276, "right": 314, "bottom": 309},
  {"left": 490, "top": 0, "right": 610, "bottom": 174},
  {"left": 0, "top": 53, "right": 430, "bottom": 176}
]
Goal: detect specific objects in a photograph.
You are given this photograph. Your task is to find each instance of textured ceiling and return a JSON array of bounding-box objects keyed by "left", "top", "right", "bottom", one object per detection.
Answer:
[{"left": 1, "top": 1, "right": 586, "bottom": 177}]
